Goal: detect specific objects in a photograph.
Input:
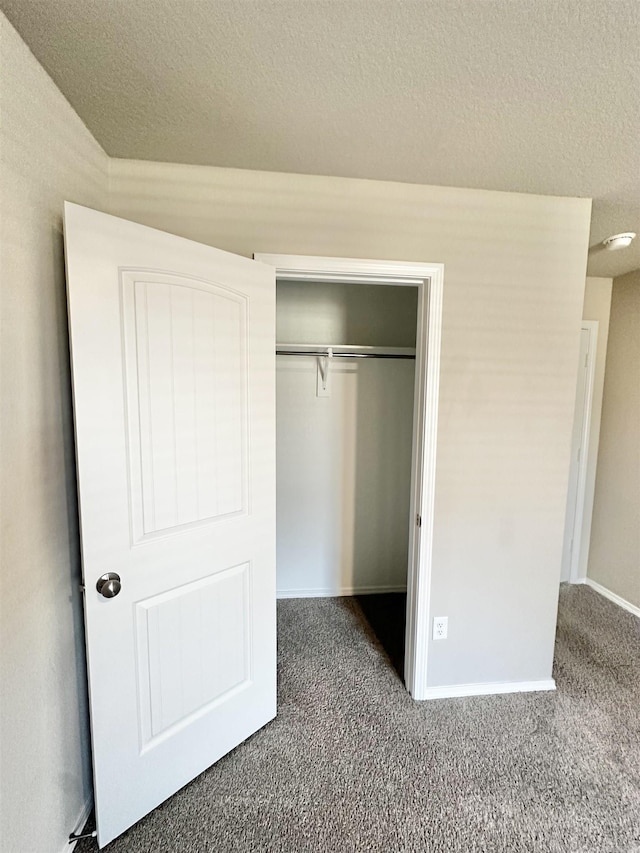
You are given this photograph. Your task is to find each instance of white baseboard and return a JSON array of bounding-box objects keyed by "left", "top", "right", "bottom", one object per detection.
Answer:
[
  {"left": 422, "top": 679, "right": 556, "bottom": 701},
  {"left": 65, "top": 794, "right": 94, "bottom": 853},
  {"left": 277, "top": 584, "right": 407, "bottom": 599},
  {"left": 582, "top": 578, "right": 640, "bottom": 618}
]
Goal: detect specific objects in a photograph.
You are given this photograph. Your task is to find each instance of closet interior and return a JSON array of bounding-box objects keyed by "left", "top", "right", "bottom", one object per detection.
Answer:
[{"left": 275, "top": 278, "right": 419, "bottom": 672}]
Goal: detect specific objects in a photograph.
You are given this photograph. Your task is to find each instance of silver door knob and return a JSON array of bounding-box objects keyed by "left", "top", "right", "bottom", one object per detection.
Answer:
[{"left": 96, "top": 572, "right": 121, "bottom": 598}]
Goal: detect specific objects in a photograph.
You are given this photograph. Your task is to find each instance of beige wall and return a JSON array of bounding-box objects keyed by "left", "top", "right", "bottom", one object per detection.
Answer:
[
  {"left": 0, "top": 14, "right": 109, "bottom": 853},
  {"left": 110, "top": 158, "right": 592, "bottom": 688},
  {"left": 588, "top": 270, "right": 640, "bottom": 607}
]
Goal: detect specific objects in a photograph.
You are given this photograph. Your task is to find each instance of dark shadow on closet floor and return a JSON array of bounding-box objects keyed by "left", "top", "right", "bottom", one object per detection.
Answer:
[{"left": 355, "top": 592, "right": 407, "bottom": 680}]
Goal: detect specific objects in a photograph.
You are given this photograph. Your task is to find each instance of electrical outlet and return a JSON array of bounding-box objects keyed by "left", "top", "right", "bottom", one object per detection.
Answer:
[{"left": 433, "top": 616, "right": 448, "bottom": 640}]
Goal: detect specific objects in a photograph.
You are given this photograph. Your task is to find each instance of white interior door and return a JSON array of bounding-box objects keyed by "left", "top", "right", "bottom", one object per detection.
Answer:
[
  {"left": 561, "top": 327, "right": 591, "bottom": 582},
  {"left": 64, "top": 203, "right": 276, "bottom": 847}
]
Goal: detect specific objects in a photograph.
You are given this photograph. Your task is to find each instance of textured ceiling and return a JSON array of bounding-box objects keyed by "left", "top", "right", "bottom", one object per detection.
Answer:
[{"left": 3, "top": 0, "right": 639, "bottom": 277}]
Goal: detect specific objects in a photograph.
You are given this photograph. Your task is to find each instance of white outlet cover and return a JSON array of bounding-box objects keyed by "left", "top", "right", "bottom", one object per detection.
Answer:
[{"left": 433, "top": 616, "right": 448, "bottom": 640}]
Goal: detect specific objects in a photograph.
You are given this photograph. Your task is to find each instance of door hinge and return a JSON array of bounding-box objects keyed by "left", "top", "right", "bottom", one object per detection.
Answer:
[{"left": 416, "top": 514, "right": 422, "bottom": 528}]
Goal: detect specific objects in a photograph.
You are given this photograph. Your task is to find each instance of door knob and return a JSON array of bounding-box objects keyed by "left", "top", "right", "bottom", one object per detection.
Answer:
[{"left": 96, "top": 572, "right": 121, "bottom": 598}]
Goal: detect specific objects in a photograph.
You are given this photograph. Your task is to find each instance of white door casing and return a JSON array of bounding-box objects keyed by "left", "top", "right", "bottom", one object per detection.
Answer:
[
  {"left": 561, "top": 323, "right": 598, "bottom": 583},
  {"left": 255, "top": 254, "right": 444, "bottom": 700},
  {"left": 64, "top": 204, "right": 276, "bottom": 847}
]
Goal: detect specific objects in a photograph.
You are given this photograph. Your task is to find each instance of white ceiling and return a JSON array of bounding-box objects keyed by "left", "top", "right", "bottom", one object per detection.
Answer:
[{"left": 3, "top": 0, "right": 639, "bottom": 277}]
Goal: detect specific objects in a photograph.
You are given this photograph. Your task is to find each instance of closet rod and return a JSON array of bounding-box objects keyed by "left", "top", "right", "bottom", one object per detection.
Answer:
[{"left": 276, "top": 350, "right": 415, "bottom": 360}]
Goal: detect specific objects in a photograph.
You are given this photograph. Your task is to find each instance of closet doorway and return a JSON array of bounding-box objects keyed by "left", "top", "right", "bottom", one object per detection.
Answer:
[{"left": 256, "top": 255, "right": 443, "bottom": 699}]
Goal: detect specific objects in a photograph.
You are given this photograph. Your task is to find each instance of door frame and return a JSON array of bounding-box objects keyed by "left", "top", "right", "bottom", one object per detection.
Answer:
[
  {"left": 564, "top": 320, "right": 599, "bottom": 584},
  {"left": 255, "top": 254, "right": 444, "bottom": 700}
]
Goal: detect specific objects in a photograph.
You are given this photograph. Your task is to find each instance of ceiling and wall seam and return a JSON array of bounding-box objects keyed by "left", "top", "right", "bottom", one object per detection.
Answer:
[{"left": 1, "top": 0, "right": 638, "bottom": 277}]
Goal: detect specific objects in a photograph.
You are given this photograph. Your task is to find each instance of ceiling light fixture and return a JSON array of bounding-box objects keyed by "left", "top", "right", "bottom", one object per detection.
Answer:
[{"left": 601, "top": 232, "right": 636, "bottom": 251}]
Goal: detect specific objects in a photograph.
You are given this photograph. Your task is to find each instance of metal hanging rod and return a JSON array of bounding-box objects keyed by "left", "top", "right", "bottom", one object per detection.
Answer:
[
  {"left": 276, "top": 350, "right": 415, "bottom": 360},
  {"left": 276, "top": 344, "right": 416, "bottom": 360}
]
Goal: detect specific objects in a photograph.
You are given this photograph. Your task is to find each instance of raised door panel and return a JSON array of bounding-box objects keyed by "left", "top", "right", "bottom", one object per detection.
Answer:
[
  {"left": 121, "top": 271, "right": 248, "bottom": 544},
  {"left": 135, "top": 562, "right": 251, "bottom": 751}
]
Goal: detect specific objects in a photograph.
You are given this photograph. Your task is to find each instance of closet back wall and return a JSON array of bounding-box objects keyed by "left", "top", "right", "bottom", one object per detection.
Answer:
[
  {"left": 276, "top": 280, "right": 418, "bottom": 346},
  {"left": 276, "top": 282, "right": 417, "bottom": 597},
  {"left": 109, "top": 159, "right": 591, "bottom": 691}
]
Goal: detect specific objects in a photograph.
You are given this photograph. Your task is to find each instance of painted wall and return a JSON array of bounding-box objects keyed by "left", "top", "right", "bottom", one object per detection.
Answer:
[
  {"left": 276, "top": 280, "right": 418, "bottom": 347},
  {"left": 587, "top": 270, "right": 640, "bottom": 608},
  {"left": 0, "top": 15, "right": 108, "bottom": 853},
  {"left": 276, "top": 282, "right": 416, "bottom": 596},
  {"left": 110, "top": 158, "right": 591, "bottom": 688}
]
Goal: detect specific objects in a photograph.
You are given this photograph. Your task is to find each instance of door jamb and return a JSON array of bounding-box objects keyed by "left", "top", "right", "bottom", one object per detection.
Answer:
[
  {"left": 567, "top": 320, "right": 599, "bottom": 584},
  {"left": 254, "top": 254, "right": 444, "bottom": 700}
]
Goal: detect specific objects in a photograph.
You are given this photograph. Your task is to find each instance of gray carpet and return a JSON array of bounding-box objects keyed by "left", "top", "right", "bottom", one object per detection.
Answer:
[{"left": 78, "top": 585, "right": 640, "bottom": 852}]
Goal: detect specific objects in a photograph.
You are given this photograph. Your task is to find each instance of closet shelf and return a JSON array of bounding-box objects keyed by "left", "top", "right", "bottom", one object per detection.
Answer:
[{"left": 275, "top": 343, "right": 416, "bottom": 360}]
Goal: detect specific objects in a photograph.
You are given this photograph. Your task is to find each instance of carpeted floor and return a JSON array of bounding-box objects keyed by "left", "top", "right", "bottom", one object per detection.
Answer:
[{"left": 78, "top": 585, "right": 640, "bottom": 852}]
